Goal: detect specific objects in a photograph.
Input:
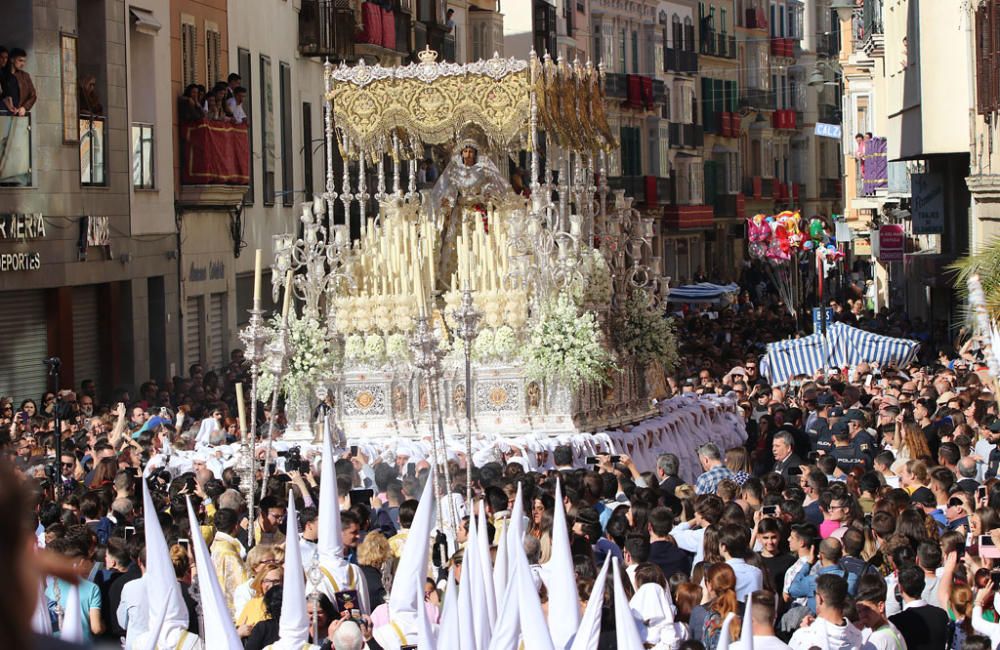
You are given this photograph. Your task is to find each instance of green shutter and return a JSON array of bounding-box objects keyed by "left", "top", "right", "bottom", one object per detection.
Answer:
[
  {"left": 714, "top": 79, "right": 725, "bottom": 115},
  {"left": 728, "top": 80, "right": 738, "bottom": 112},
  {"left": 704, "top": 160, "right": 718, "bottom": 205},
  {"left": 702, "top": 77, "right": 714, "bottom": 131}
]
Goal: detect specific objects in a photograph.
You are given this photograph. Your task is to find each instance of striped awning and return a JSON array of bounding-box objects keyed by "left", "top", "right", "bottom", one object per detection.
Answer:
[
  {"left": 666, "top": 282, "right": 740, "bottom": 303},
  {"left": 760, "top": 322, "right": 919, "bottom": 385}
]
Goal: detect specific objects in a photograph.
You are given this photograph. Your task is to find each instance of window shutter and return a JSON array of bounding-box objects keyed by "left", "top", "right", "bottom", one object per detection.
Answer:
[
  {"left": 993, "top": 1, "right": 1000, "bottom": 111},
  {"left": 702, "top": 77, "right": 714, "bottom": 128},
  {"left": 979, "top": 6, "right": 990, "bottom": 112},
  {"left": 182, "top": 23, "right": 198, "bottom": 88},
  {"left": 704, "top": 160, "right": 717, "bottom": 204}
]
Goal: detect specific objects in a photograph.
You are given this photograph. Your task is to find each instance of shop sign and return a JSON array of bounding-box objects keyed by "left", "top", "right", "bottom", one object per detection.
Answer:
[
  {"left": 0, "top": 213, "right": 46, "bottom": 272},
  {"left": 875, "top": 224, "right": 904, "bottom": 262}
]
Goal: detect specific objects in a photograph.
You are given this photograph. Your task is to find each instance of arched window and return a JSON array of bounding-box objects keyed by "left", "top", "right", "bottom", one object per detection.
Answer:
[
  {"left": 683, "top": 16, "right": 694, "bottom": 52},
  {"left": 672, "top": 14, "right": 682, "bottom": 49}
]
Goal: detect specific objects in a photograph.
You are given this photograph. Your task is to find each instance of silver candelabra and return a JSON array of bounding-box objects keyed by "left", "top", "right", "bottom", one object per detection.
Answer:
[
  {"left": 260, "top": 313, "right": 293, "bottom": 504},
  {"left": 238, "top": 304, "right": 269, "bottom": 548},
  {"left": 409, "top": 314, "right": 458, "bottom": 535},
  {"left": 450, "top": 288, "right": 481, "bottom": 504}
]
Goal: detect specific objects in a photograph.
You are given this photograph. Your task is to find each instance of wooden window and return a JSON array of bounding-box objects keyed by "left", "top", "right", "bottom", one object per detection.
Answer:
[
  {"left": 181, "top": 19, "right": 197, "bottom": 88},
  {"left": 205, "top": 24, "right": 222, "bottom": 86}
]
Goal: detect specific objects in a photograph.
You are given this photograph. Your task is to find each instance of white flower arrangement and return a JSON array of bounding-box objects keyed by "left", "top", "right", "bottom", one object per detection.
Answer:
[
  {"left": 617, "top": 290, "right": 680, "bottom": 371},
  {"left": 493, "top": 325, "right": 517, "bottom": 359},
  {"left": 524, "top": 291, "right": 613, "bottom": 387},
  {"left": 473, "top": 328, "right": 495, "bottom": 359},
  {"left": 386, "top": 333, "right": 410, "bottom": 361},
  {"left": 254, "top": 313, "right": 340, "bottom": 402},
  {"left": 364, "top": 333, "right": 386, "bottom": 362},
  {"left": 344, "top": 334, "right": 366, "bottom": 361}
]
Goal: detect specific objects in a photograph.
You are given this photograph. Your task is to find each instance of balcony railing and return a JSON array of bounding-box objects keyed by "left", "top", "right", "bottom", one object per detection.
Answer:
[
  {"left": 704, "top": 111, "right": 739, "bottom": 137},
  {"left": 864, "top": 0, "right": 883, "bottom": 38},
  {"left": 80, "top": 116, "right": 107, "bottom": 186},
  {"left": 770, "top": 37, "right": 794, "bottom": 58},
  {"left": 818, "top": 32, "right": 840, "bottom": 58},
  {"left": 739, "top": 88, "right": 776, "bottom": 110},
  {"left": 742, "top": 175, "right": 775, "bottom": 199},
  {"left": 665, "top": 47, "right": 698, "bottom": 74},
  {"left": 668, "top": 122, "right": 704, "bottom": 148},
  {"left": 0, "top": 114, "right": 31, "bottom": 187},
  {"left": 299, "top": 0, "right": 356, "bottom": 59},
  {"left": 700, "top": 31, "right": 736, "bottom": 58},
  {"left": 180, "top": 119, "right": 250, "bottom": 187}
]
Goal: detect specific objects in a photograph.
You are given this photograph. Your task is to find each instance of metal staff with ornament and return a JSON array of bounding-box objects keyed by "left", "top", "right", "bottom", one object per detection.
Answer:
[
  {"left": 237, "top": 249, "right": 269, "bottom": 548},
  {"left": 260, "top": 270, "right": 295, "bottom": 504},
  {"left": 450, "top": 282, "right": 481, "bottom": 504}
]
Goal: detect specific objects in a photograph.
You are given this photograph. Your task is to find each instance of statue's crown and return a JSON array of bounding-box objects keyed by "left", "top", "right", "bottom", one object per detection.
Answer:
[{"left": 418, "top": 46, "right": 439, "bottom": 65}]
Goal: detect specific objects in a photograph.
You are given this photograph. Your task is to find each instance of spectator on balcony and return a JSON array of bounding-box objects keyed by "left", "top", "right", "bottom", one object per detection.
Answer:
[
  {"left": 227, "top": 87, "right": 248, "bottom": 125},
  {"left": 204, "top": 82, "right": 233, "bottom": 119},
  {"left": 0, "top": 48, "right": 37, "bottom": 117},
  {"left": 0, "top": 48, "right": 7, "bottom": 96},
  {"left": 179, "top": 84, "right": 205, "bottom": 123},
  {"left": 225, "top": 72, "right": 241, "bottom": 101},
  {"left": 205, "top": 94, "right": 228, "bottom": 122},
  {"left": 78, "top": 75, "right": 104, "bottom": 117},
  {"left": 446, "top": 8, "right": 456, "bottom": 32},
  {"left": 854, "top": 133, "right": 865, "bottom": 177}
]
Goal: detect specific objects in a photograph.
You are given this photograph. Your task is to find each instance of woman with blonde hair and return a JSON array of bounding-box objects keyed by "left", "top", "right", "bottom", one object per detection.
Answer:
[
  {"left": 233, "top": 543, "right": 285, "bottom": 621},
  {"left": 357, "top": 531, "right": 393, "bottom": 610},
  {"left": 236, "top": 562, "right": 284, "bottom": 636},
  {"left": 690, "top": 563, "right": 741, "bottom": 650}
]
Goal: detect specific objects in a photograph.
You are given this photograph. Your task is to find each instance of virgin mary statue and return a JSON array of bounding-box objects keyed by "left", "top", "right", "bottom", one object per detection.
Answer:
[{"left": 429, "top": 137, "right": 513, "bottom": 286}]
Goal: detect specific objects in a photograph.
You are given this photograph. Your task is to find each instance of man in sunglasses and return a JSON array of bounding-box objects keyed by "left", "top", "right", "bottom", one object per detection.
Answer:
[{"left": 59, "top": 451, "right": 79, "bottom": 492}]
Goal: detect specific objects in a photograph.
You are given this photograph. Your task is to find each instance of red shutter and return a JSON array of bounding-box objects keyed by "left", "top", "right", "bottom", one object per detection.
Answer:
[{"left": 992, "top": 0, "right": 1000, "bottom": 112}]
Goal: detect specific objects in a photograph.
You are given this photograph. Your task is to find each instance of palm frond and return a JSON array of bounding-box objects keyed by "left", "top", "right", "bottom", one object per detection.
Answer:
[{"left": 949, "top": 237, "right": 1000, "bottom": 320}]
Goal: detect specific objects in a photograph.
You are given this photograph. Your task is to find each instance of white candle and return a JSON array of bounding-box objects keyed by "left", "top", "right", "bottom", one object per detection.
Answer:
[
  {"left": 253, "top": 249, "right": 263, "bottom": 308},
  {"left": 281, "top": 269, "right": 294, "bottom": 323},
  {"left": 236, "top": 382, "right": 248, "bottom": 438}
]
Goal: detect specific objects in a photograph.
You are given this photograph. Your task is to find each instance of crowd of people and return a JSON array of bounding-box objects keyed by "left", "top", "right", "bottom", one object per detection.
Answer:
[
  {"left": 8, "top": 283, "right": 1000, "bottom": 650},
  {"left": 179, "top": 72, "right": 248, "bottom": 125}
]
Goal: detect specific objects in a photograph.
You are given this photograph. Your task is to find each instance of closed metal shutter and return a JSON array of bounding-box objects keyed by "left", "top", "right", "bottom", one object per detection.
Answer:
[
  {"left": 208, "top": 292, "right": 225, "bottom": 371},
  {"left": 0, "top": 291, "right": 48, "bottom": 402},
  {"left": 185, "top": 295, "right": 203, "bottom": 369},
  {"left": 72, "top": 285, "right": 101, "bottom": 389}
]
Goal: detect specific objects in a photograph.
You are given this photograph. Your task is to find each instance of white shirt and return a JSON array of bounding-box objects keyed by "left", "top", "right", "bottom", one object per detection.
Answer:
[
  {"left": 789, "top": 617, "right": 864, "bottom": 650},
  {"left": 117, "top": 575, "right": 148, "bottom": 649},
  {"left": 732, "top": 635, "right": 792, "bottom": 650},
  {"left": 884, "top": 573, "right": 902, "bottom": 616},
  {"left": 861, "top": 622, "right": 907, "bottom": 650},
  {"left": 783, "top": 556, "right": 810, "bottom": 605},
  {"left": 726, "top": 558, "right": 764, "bottom": 603},
  {"left": 300, "top": 535, "right": 318, "bottom": 568},
  {"left": 226, "top": 97, "right": 246, "bottom": 123},
  {"left": 671, "top": 522, "right": 706, "bottom": 565}
]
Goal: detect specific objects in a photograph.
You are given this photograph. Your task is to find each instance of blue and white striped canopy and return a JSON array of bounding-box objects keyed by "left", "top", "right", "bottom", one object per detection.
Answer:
[
  {"left": 666, "top": 282, "right": 740, "bottom": 303},
  {"left": 760, "top": 322, "right": 920, "bottom": 385}
]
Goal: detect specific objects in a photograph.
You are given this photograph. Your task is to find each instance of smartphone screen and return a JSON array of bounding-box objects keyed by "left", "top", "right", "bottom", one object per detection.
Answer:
[
  {"left": 349, "top": 488, "right": 374, "bottom": 508},
  {"left": 761, "top": 505, "right": 778, "bottom": 517},
  {"left": 124, "top": 526, "right": 136, "bottom": 540},
  {"left": 406, "top": 462, "right": 416, "bottom": 477},
  {"left": 350, "top": 445, "right": 358, "bottom": 457}
]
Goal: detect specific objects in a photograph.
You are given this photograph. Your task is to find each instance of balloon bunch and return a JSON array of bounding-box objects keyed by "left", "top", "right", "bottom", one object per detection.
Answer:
[{"left": 746, "top": 212, "right": 844, "bottom": 265}]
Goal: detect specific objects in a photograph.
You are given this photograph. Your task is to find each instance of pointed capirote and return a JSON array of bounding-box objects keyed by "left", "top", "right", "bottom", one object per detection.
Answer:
[
  {"left": 487, "top": 559, "right": 521, "bottom": 650},
  {"left": 61, "top": 583, "right": 83, "bottom": 643},
  {"left": 505, "top": 482, "right": 526, "bottom": 559},
  {"left": 513, "top": 545, "right": 555, "bottom": 650},
  {"left": 185, "top": 497, "right": 243, "bottom": 649},
  {"left": 437, "top": 570, "right": 461, "bottom": 649},
  {"left": 275, "top": 491, "right": 312, "bottom": 648},
  {"left": 466, "top": 510, "right": 490, "bottom": 650},
  {"left": 492, "top": 516, "right": 509, "bottom": 609},
  {"left": 612, "top": 558, "right": 644, "bottom": 650},
  {"left": 318, "top": 415, "right": 345, "bottom": 561},
  {"left": 568, "top": 555, "right": 610, "bottom": 650},
  {"left": 141, "top": 478, "right": 190, "bottom": 646},
  {"left": 739, "top": 591, "right": 754, "bottom": 650},
  {"left": 416, "top": 567, "right": 438, "bottom": 650},
  {"left": 476, "top": 503, "right": 497, "bottom": 627},
  {"left": 457, "top": 536, "right": 478, "bottom": 650},
  {"left": 387, "top": 474, "right": 436, "bottom": 617},
  {"left": 716, "top": 612, "right": 739, "bottom": 650},
  {"left": 31, "top": 582, "right": 52, "bottom": 635},
  {"left": 544, "top": 479, "right": 581, "bottom": 650}
]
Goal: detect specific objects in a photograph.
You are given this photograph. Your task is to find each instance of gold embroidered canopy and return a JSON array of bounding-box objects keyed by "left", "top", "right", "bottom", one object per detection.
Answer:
[{"left": 325, "top": 48, "right": 616, "bottom": 155}]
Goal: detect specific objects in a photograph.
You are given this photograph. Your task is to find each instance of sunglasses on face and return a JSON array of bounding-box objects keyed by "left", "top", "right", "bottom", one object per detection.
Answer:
[{"left": 948, "top": 499, "right": 965, "bottom": 508}]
